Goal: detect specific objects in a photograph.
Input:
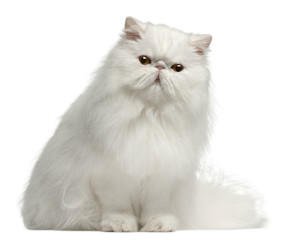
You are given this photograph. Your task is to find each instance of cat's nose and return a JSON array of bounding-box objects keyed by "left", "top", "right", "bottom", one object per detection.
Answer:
[{"left": 155, "top": 65, "right": 165, "bottom": 71}]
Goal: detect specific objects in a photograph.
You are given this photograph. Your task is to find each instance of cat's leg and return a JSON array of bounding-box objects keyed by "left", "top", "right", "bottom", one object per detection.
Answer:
[
  {"left": 22, "top": 179, "right": 101, "bottom": 230},
  {"left": 22, "top": 142, "right": 103, "bottom": 230},
  {"left": 94, "top": 174, "right": 138, "bottom": 232},
  {"left": 140, "top": 176, "right": 178, "bottom": 232}
]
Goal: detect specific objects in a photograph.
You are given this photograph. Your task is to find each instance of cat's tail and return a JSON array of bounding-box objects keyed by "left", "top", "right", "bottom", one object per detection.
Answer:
[{"left": 189, "top": 167, "right": 266, "bottom": 229}]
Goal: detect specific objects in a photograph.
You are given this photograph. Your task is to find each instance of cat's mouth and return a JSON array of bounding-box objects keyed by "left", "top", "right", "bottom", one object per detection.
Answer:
[
  {"left": 155, "top": 75, "right": 160, "bottom": 83},
  {"left": 154, "top": 74, "right": 161, "bottom": 84}
]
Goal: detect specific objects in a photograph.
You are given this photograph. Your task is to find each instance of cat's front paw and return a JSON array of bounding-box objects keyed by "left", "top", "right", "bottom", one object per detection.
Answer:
[
  {"left": 100, "top": 213, "right": 138, "bottom": 232},
  {"left": 140, "top": 214, "right": 178, "bottom": 232}
]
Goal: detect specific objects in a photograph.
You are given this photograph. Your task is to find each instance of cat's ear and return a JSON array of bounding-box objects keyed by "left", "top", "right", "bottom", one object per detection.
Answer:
[
  {"left": 191, "top": 34, "right": 212, "bottom": 55},
  {"left": 124, "top": 17, "right": 145, "bottom": 41}
]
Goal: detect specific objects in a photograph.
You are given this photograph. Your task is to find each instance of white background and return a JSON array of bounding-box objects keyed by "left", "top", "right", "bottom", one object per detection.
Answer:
[{"left": 1, "top": 0, "right": 291, "bottom": 239}]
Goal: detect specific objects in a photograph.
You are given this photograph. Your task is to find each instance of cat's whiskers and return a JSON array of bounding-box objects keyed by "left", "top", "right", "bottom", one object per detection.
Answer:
[
  {"left": 135, "top": 71, "right": 157, "bottom": 89},
  {"left": 133, "top": 73, "right": 147, "bottom": 89},
  {"left": 160, "top": 72, "right": 176, "bottom": 97}
]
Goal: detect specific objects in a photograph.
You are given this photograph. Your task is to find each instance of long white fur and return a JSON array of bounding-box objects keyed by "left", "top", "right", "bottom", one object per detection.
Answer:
[{"left": 21, "top": 17, "right": 265, "bottom": 231}]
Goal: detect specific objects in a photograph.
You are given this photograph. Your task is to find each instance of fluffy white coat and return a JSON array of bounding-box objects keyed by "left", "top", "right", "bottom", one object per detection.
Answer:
[{"left": 21, "top": 17, "right": 264, "bottom": 231}]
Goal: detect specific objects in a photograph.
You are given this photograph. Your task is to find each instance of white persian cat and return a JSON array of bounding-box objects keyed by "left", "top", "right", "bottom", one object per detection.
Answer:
[{"left": 21, "top": 17, "right": 264, "bottom": 231}]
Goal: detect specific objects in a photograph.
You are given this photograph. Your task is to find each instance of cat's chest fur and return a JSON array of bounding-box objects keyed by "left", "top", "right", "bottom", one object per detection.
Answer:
[{"left": 89, "top": 102, "right": 199, "bottom": 179}]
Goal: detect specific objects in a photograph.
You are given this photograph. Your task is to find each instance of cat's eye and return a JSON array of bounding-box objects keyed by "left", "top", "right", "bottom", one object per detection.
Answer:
[
  {"left": 139, "top": 56, "right": 151, "bottom": 65},
  {"left": 171, "top": 64, "right": 184, "bottom": 72}
]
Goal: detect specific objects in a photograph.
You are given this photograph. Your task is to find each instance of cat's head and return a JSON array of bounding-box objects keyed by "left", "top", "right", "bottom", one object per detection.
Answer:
[{"left": 104, "top": 17, "right": 212, "bottom": 108}]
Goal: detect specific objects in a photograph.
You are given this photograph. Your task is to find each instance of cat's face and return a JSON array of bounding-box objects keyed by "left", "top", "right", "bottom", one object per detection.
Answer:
[{"left": 106, "top": 17, "right": 212, "bottom": 107}]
